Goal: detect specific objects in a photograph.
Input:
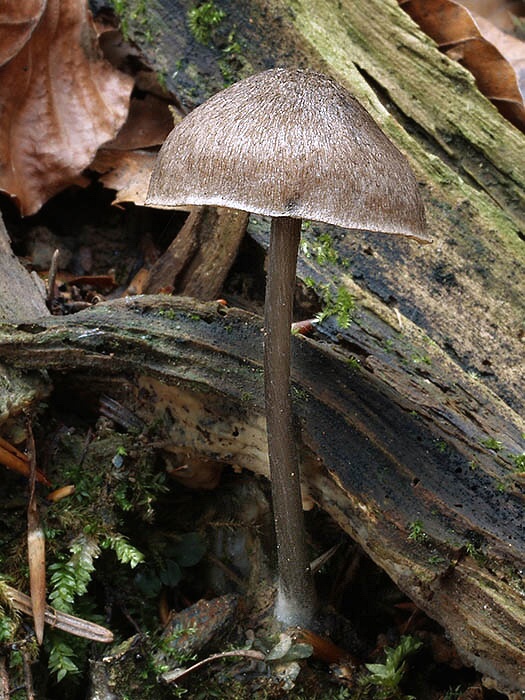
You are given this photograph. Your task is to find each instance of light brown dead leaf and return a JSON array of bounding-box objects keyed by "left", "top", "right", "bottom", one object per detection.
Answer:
[
  {"left": 458, "top": 0, "right": 524, "bottom": 33},
  {"left": 0, "top": 0, "right": 133, "bottom": 215},
  {"left": 92, "top": 149, "right": 157, "bottom": 206},
  {"left": 4, "top": 583, "right": 114, "bottom": 642},
  {"left": 0, "top": 1, "right": 46, "bottom": 65},
  {"left": 103, "top": 93, "right": 176, "bottom": 151},
  {"left": 400, "top": 0, "right": 525, "bottom": 131},
  {"left": 91, "top": 95, "right": 178, "bottom": 206}
]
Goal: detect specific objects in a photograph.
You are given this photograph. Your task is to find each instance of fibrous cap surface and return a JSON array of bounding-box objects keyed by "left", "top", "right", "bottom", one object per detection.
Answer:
[{"left": 146, "top": 68, "right": 428, "bottom": 241}]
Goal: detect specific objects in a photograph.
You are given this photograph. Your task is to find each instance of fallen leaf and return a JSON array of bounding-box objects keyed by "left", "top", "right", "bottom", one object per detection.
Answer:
[
  {"left": 103, "top": 93, "right": 176, "bottom": 151},
  {"left": 400, "top": 0, "right": 525, "bottom": 131},
  {"left": 458, "top": 0, "right": 524, "bottom": 33},
  {"left": 0, "top": 1, "right": 46, "bottom": 65},
  {"left": 92, "top": 149, "right": 157, "bottom": 206},
  {"left": 0, "top": 0, "right": 133, "bottom": 215},
  {"left": 4, "top": 583, "right": 114, "bottom": 642}
]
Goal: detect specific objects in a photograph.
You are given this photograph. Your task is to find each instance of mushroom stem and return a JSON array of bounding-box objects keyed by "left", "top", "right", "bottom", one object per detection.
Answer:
[{"left": 264, "top": 215, "right": 317, "bottom": 627}]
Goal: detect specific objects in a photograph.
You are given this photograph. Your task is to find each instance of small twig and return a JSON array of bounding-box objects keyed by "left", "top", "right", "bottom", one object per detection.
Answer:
[
  {"left": 291, "top": 318, "right": 317, "bottom": 336},
  {"left": 46, "top": 249, "right": 60, "bottom": 305},
  {"left": 78, "top": 428, "right": 94, "bottom": 468},
  {"left": 0, "top": 437, "right": 50, "bottom": 486},
  {"left": 0, "top": 436, "right": 29, "bottom": 463},
  {"left": 161, "top": 649, "right": 265, "bottom": 684},
  {"left": 46, "top": 485, "right": 75, "bottom": 503},
  {"left": 310, "top": 543, "right": 340, "bottom": 575},
  {"left": 3, "top": 585, "right": 113, "bottom": 643},
  {"left": 99, "top": 395, "right": 144, "bottom": 432},
  {"left": 26, "top": 421, "right": 45, "bottom": 645}
]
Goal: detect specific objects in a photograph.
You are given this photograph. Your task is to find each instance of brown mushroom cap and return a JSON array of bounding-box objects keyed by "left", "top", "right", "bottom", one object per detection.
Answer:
[{"left": 146, "top": 68, "right": 428, "bottom": 242}]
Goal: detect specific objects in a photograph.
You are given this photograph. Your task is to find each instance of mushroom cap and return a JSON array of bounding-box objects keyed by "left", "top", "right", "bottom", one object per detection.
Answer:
[{"left": 146, "top": 68, "right": 428, "bottom": 242}]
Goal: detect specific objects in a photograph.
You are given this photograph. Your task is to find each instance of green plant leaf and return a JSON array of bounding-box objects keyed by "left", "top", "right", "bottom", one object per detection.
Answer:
[
  {"left": 134, "top": 569, "right": 162, "bottom": 598},
  {"left": 159, "top": 559, "right": 183, "bottom": 587}
]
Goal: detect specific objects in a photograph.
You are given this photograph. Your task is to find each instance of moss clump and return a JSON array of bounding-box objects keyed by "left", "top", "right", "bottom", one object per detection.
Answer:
[
  {"left": 314, "top": 284, "right": 356, "bottom": 328},
  {"left": 187, "top": 2, "right": 226, "bottom": 45},
  {"left": 511, "top": 452, "right": 525, "bottom": 472},
  {"left": 110, "top": 0, "right": 153, "bottom": 42}
]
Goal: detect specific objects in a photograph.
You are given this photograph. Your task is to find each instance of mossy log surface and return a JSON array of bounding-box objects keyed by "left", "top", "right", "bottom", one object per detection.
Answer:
[{"left": 0, "top": 295, "right": 523, "bottom": 693}]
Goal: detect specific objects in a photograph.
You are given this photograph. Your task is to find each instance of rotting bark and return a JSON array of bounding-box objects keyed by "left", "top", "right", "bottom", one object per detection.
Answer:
[
  {"left": 0, "top": 213, "right": 51, "bottom": 424},
  {"left": 0, "top": 295, "right": 522, "bottom": 694}
]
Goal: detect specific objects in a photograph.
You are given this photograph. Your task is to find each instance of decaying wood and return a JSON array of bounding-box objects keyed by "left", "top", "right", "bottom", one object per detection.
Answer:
[
  {"left": 0, "top": 295, "right": 522, "bottom": 694},
  {"left": 0, "top": 213, "right": 48, "bottom": 322},
  {"left": 142, "top": 205, "right": 248, "bottom": 298},
  {"left": 0, "top": 212, "right": 51, "bottom": 436}
]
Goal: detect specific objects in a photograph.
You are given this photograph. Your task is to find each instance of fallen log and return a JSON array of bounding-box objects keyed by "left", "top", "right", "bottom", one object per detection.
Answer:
[{"left": 0, "top": 295, "right": 522, "bottom": 694}]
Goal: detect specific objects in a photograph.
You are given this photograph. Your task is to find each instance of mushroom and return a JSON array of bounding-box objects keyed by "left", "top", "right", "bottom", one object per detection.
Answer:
[{"left": 145, "top": 68, "right": 429, "bottom": 628}]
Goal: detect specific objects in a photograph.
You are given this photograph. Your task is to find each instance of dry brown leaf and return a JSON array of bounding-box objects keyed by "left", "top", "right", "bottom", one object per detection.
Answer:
[
  {"left": 458, "top": 0, "right": 524, "bottom": 33},
  {"left": 0, "top": 1, "right": 45, "bottom": 65},
  {"left": 92, "top": 149, "right": 157, "bottom": 206},
  {"left": 0, "top": 0, "right": 133, "bottom": 215},
  {"left": 103, "top": 93, "right": 175, "bottom": 151},
  {"left": 91, "top": 94, "right": 178, "bottom": 205},
  {"left": 4, "top": 583, "right": 114, "bottom": 642},
  {"left": 27, "top": 424, "right": 46, "bottom": 644},
  {"left": 400, "top": 0, "right": 525, "bottom": 131}
]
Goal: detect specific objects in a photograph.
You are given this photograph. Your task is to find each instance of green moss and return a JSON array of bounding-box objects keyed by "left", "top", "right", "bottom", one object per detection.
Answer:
[
  {"left": 156, "top": 308, "right": 178, "bottom": 321},
  {"left": 292, "top": 385, "right": 309, "bottom": 401},
  {"left": 427, "top": 554, "right": 446, "bottom": 566},
  {"left": 464, "top": 541, "right": 486, "bottom": 564},
  {"left": 411, "top": 353, "right": 432, "bottom": 366},
  {"left": 363, "top": 635, "right": 423, "bottom": 699},
  {"left": 187, "top": 2, "right": 226, "bottom": 45},
  {"left": 218, "top": 31, "right": 248, "bottom": 85},
  {"left": 407, "top": 520, "right": 427, "bottom": 543},
  {"left": 315, "top": 284, "right": 355, "bottom": 328},
  {"left": 346, "top": 356, "right": 361, "bottom": 371},
  {"left": 110, "top": 0, "right": 153, "bottom": 42},
  {"left": 301, "top": 231, "right": 340, "bottom": 266},
  {"left": 435, "top": 440, "right": 447, "bottom": 453},
  {"left": 511, "top": 452, "right": 525, "bottom": 472},
  {"left": 480, "top": 437, "right": 503, "bottom": 451}
]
